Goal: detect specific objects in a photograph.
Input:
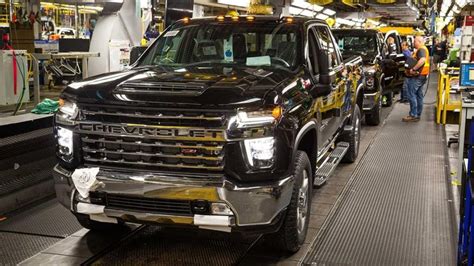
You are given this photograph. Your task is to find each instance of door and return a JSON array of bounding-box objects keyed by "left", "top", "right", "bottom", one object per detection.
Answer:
[
  {"left": 384, "top": 30, "right": 405, "bottom": 87},
  {"left": 311, "top": 25, "right": 346, "bottom": 150}
]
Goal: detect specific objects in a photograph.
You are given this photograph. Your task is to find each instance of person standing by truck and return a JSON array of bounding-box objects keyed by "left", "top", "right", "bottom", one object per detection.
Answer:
[
  {"left": 403, "top": 36, "right": 430, "bottom": 122},
  {"left": 400, "top": 41, "right": 412, "bottom": 103}
]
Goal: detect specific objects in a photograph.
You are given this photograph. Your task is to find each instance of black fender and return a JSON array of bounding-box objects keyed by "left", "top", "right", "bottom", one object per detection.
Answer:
[{"left": 291, "top": 119, "right": 319, "bottom": 174}]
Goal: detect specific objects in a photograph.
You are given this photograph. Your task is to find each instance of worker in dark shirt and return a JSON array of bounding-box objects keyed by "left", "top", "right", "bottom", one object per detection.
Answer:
[
  {"left": 403, "top": 36, "right": 430, "bottom": 122},
  {"left": 400, "top": 41, "right": 412, "bottom": 103}
]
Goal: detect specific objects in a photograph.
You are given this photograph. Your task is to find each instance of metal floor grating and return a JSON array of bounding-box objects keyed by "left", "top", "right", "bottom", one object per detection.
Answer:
[
  {"left": 0, "top": 232, "right": 59, "bottom": 265},
  {"left": 0, "top": 199, "right": 82, "bottom": 238},
  {"left": 303, "top": 78, "right": 457, "bottom": 265},
  {"left": 88, "top": 226, "right": 258, "bottom": 266}
]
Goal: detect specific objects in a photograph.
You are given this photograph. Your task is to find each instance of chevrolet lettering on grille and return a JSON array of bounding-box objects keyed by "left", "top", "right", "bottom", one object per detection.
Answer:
[{"left": 77, "top": 123, "right": 225, "bottom": 141}]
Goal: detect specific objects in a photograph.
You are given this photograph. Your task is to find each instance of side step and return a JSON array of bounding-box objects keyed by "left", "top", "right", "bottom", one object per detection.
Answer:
[{"left": 314, "top": 142, "right": 350, "bottom": 187}]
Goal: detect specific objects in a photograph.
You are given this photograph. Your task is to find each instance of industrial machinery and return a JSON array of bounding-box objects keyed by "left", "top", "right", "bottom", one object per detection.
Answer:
[{"left": 0, "top": 49, "right": 29, "bottom": 106}]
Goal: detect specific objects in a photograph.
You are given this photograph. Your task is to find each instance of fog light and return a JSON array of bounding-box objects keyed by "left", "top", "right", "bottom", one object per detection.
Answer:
[
  {"left": 57, "top": 127, "right": 73, "bottom": 156},
  {"left": 211, "top": 203, "right": 233, "bottom": 215},
  {"left": 244, "top": 137, "right": 275, "bottom": 169}
]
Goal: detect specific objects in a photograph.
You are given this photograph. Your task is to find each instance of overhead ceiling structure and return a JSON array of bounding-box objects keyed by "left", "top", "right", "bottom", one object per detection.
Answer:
[
  {"left": 289, "top": 0, "right": 337, "bottom": 20},
  {"left": 365, "top": 1, "right": 420, "bottom": 23}
]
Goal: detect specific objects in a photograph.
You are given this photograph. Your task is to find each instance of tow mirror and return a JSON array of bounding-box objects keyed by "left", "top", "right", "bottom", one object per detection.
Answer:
[{"left": 311, "top": 49, "right": 336, "bottom": 98}]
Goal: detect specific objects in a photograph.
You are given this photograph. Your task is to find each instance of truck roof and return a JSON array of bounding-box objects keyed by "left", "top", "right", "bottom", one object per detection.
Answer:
[
  {"left": 332, "top": 29, "right": 379, "bottom": 35},
  {"left": 175, "top": 15, "right": 326, "bottom": 26}
]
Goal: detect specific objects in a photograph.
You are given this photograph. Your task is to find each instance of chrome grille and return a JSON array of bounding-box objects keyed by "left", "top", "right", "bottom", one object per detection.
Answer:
[{"left": 77, "top": 105, "right": 230, "bottom": 173}]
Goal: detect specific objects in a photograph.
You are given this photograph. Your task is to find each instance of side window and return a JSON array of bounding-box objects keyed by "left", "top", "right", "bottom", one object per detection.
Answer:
[
  {"left": 314, "top": 26, "right": 339, "bottom": 69},
  {"left": 307, "top": 27, "right": 319, "bottom": 76}
]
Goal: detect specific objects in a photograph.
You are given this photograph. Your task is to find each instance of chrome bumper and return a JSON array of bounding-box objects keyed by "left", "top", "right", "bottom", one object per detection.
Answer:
[{"left": 53, "top": 164, "right": 294, "bottom": 231}]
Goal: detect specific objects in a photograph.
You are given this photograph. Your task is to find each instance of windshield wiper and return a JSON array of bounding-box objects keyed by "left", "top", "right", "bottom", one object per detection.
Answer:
[{"left": 185, "top": 60, "right": 234, "bottom": 67}]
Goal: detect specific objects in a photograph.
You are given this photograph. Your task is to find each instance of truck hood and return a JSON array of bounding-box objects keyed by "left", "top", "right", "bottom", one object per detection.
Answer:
[{"left": 62, "top": 65, "right": 296, "bottom": 108}]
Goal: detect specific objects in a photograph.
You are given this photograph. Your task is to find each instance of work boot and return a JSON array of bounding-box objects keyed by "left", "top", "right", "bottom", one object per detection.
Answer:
[{"left": 402, "top": 116, "right": 420, "bottom": 122}]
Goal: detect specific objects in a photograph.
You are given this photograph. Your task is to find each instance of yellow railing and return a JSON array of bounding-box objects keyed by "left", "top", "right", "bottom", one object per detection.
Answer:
[{"left": 436, "top": 67, "right": 460, "bottom": 124}]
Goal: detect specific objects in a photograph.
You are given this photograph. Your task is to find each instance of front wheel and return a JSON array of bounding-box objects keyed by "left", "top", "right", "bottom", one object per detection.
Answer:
[
  {"left": 267, "top": 151, "right": 312, "bottom": 253},
  {"left": 342, "top": 105, "right": 362, "bottom": 163},
  {"left": 365, "top": 94, "right": 382, "bottom": 126}
]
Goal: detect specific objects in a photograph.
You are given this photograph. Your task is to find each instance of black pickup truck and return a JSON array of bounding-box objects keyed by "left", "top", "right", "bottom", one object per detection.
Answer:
[
  {"left": 333, "top": 29, "right": 405, "bottom": 125},
  {"left": 53, "top": 16, "right": 363, "bottom": 252}
]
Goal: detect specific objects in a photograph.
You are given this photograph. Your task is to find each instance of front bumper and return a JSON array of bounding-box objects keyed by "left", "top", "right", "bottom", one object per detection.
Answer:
[
  {"left": 53, "top": 164, "right": 293, "bottom": 233},
  {"left": 363, "top": 92, "right": 380, "bottom": 112}
]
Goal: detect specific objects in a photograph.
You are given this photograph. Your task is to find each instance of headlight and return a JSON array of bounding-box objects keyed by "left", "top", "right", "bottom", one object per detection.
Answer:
[
  {"left": 57, "top": 127, "right": 74, "bottom": 161},
  {"left": 229, "top": 106, "right": 282, "bottom": 129},
  {"left": 56, "top": 98, "right": 78, "bottom": 125},
  {"left": 244, "top": 137, "right": 275, "bottom": 169}
]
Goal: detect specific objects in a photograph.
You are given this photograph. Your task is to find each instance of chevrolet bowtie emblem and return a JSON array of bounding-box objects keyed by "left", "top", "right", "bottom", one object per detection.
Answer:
[{"left": 181, "top": 148, "right": 198, "bottom": 155}]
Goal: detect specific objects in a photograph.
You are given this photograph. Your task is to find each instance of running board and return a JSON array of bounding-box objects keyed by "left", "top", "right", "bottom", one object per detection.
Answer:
[{"left": 314, "top": 142, "right": 350, "bottom": 187}]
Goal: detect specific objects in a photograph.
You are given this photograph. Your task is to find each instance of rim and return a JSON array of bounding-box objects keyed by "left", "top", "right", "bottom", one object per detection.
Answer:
[
  {"left": 354, "top": 116, "right": 361, "bottom": 152},
  {"left": 297, "top": 169, "right": 309, "bottom": 235},
  {"left": 378, "top": 94, "right": 382, "bottom": 112}
]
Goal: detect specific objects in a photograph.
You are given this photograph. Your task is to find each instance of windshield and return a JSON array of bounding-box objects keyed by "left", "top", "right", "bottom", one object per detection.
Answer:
[
  {"left": 333, "top": 34, "right": 377, "bottom": 55},
  {"left": 139, "top": 21, "right": 302, "bottom": 71}
]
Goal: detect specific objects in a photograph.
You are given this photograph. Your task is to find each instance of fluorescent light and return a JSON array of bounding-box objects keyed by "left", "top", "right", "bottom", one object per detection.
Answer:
[
  {"left": 292, "top": 0, "right": 313, "bottom": 9},
  {"left": 301, "top": 9, "right": 315, "bottom": 17},
  {"left": 217, "top": 0, "right": 250, "bottom": 7},
  {"left": 291, "top": 0, "right": 323, "bottom": 11},
  {"left": 323, "top": 9, "right": 336, "bottom": 16},
  {"left": 352, "top": 18, "right": 365, "bottom": 23},
  {"left": 316, "top": 13, "right": 329, "bottom": 20},
  {"left": 289, "top": 6, "right": 304, "bottom": 15},
  {"left": 311, "top": 4, "right": 324, "bottom": 12}
]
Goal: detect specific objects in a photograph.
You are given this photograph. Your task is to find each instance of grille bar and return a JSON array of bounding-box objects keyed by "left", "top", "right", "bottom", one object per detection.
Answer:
[
  {"left": 81, "top": 137, "right": 223, "bottom": 151},
  {"left": 82, "top": 147, "right": 223, "bottom": 161},
  {"left": 84, "top": 156, "right": 224, "bottom": 171}
]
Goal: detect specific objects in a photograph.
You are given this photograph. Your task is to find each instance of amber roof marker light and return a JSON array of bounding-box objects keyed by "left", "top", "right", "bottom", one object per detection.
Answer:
[
  {"left": 246, "top": 16, "right": 255, "bottom": 21},
  {"left": 217, "top": 15, "right": 225, "bottom": 21},
  {"left": 286, "top": 17, "right": 294, "bottom": 23},
  {"left": 272, "top": 106, "right": 282, "bottom": 119}
]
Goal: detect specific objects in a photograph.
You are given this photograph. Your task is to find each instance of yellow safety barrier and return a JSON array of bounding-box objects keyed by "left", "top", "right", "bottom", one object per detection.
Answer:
[{"left": 436, "top": 67, "right": 460, "bottom": 124}]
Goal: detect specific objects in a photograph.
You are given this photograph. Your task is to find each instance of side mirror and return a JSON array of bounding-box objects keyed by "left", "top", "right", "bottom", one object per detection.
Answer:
[
  {"left": 311, "top": 49, "right": 336, "bottom": 98},
  {"left": 130, "top": 46, "right": 148, "bottom": 65},
  {"left": 310, "top": 83, "right": 332, "bottom": 98}
]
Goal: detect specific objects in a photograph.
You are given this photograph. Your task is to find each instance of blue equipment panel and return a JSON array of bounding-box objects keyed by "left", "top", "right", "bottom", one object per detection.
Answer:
[{"left": 460, "top": 63, "right": 474, "bottom": 87}]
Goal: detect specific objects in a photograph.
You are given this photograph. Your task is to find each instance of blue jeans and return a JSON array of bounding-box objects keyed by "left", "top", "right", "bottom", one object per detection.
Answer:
[
  {"left": 401, "top": 78, "right": 409, "bottom": 101},
  {"left": 407, "top": 76, "right": 427, "bottom": 117}
]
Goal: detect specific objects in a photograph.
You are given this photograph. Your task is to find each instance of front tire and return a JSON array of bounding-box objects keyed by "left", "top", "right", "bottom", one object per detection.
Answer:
[
  {"left": 268, "top": 151, "right": 312, "bottom": 253},
  {"left": 342, "top": 105, "right": 362, "bottom": 163},
  {"left": 365, "top": 94, "right": 381, "bottom": 126}
]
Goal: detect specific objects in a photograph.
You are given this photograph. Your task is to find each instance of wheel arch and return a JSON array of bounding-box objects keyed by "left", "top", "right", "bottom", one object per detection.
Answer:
[{"left": 292, "top": 120, "right": 318, "bottom": 177}]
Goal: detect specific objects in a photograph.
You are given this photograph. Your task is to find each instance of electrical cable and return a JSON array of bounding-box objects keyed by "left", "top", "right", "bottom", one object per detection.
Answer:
[
  {"left": 423, "top": 55, "right": 436, "bottom": 105},
  {"left": 6, "top": 43, "right": 27, "bottom": 115}
]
